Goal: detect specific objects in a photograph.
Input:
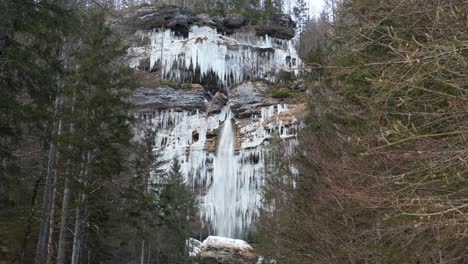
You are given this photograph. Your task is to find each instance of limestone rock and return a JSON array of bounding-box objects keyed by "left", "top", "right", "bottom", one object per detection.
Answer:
[
  {"left": 128, "top": 6, "right": 245, "bottom": 36},
  {"left": 199, "top": 236, "right": 257, "bottom": 264},
  {"left": 255, "top": 14, "right": 296, "bottom": 40},
  {"left": 166, "top": 13, "right": 190, "bottom": 31},
  {"left": 205, "top": 128, "right": 219, "bottom": 153},
  {"left": 229, "top": 82, "right": 274, "bottom": 118},
  {"left": 256, "top": 25, "right": 294, "bottom": 40},
  {"left": 132, "top": 5, "right": 191, "bottom": 35},
  {"left": 131, "top": 85, "right": 206, "bottom": 111},
  {"left": 126, "top": 6, "right": 293, "bottom": 40},
  {"left": 208, "top": 92, "right": 228, "bottom": 115},
  {"left": 224, "top": 14, "right": 247, "bottom": 29},
  {"left": 192, "top": 14, "right": 218, "bottom": 27}
]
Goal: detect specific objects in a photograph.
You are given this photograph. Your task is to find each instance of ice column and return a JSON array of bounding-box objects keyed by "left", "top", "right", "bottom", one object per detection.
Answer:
[{"left": 204, "top": 109, "right": 238, "bottom": 237}]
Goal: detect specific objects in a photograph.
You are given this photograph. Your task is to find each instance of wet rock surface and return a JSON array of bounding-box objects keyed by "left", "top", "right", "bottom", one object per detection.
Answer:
[{"left": 131, "top": 85, "right": 206, "bottom": 111}]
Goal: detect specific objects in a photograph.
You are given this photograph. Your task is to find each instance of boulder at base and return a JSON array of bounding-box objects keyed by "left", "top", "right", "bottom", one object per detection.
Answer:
[{"left": 195, "top": 236, "right": 257, "bottom": 264}]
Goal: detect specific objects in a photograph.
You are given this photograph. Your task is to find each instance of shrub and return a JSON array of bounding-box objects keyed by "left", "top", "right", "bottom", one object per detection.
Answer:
[{"left": 271, "top": 88, "right": 291, "bottom": 98}]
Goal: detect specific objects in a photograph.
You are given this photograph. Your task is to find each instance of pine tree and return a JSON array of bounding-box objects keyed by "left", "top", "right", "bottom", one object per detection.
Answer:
[
  {"left": 157, "top": 158, "right": 197, "bottom": 263},
  {"left": 293, "top": 0, "right": 308, "bottom": 33},
  {"left": 0, "top": 1, "right": 80, "bottom": 263},
  {"left": 56, "top": 8, "right": 136, "bottom": 264}
]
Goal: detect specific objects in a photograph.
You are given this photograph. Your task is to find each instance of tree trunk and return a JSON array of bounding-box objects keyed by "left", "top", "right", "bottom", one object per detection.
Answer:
[
  {"left": 34, "top": 96, "right": 62, "bottom": 264},
  {"left": 55, "top": 175, "right": 71, "bottom": 264},
  {"left": 18, "top": 157, "right": 45, "bottom": 264},
  {"left": 71, "top": 152, "right": 90, "bottom": 264},
  {"left": 70, "top": 195, "right": 84, "bottom": 264},
  {"left": 147, "top": 242, "right": 151, "bottom": 264},
  {"left": 46, "top": 117, "right": 63, "bottom": 264},
  {"left": 140, "top": 240, "right": 146, "bottom": 264},
  {"left": 45, "top": 179, "right": 57, "bottom": 264},
  {"left": 56, "top": 89, "right": 76, "bottom": 264}
]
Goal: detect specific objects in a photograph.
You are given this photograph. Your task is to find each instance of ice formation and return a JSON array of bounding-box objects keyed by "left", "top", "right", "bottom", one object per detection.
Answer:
[
  {"left": 204, "top": 109, "right": 238, "bottom": 237},
  {"left": 139, "top": 104, "right": 300, "bottom": 238},
  {"left": 129, "top": 21, "right": 304, "bottom": 238},
  {"left": 129, "top": 26, "right": 301, "bottom": 89}
]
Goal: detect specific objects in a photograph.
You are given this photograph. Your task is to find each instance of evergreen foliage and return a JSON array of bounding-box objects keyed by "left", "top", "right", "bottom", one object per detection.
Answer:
[
  {"left": 156, "top": 158, "right": 198, "bottom": 263},
  {"left": 293, "top": 0, "right": 308, "bottom": 32},
  {"left": 0, "top": 1, "right": 171, "bottom": 262}
]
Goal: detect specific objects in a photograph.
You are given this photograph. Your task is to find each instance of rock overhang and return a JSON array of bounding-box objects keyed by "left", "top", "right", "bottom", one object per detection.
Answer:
[{"left": 123, "top": 5, "right": 295, "bottom": 40}]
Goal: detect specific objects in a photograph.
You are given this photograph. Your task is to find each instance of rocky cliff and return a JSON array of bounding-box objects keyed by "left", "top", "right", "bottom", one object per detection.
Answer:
[
  {"left": 123, "top": 5, "right": 307, "bottom": 240},
  {"left": 121, "top": 5, "right": 301, "bottom": 94}
]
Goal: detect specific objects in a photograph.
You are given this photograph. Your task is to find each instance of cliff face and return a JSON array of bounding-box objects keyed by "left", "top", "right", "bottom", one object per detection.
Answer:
[
  {"left": 124, "top": 5, "right": 301, "bottom": 94},
  {"left": 125, "top": 5, "right": 306, "bottom": 239}
]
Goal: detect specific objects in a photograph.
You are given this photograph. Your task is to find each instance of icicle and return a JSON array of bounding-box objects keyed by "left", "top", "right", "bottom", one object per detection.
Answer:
[{"left": 135, "top": 26, "right": 302, "bottom": 89}]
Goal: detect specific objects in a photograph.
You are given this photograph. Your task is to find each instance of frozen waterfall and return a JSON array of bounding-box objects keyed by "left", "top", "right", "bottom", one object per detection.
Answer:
[
  {"left": 129, "top": 22, "right": 304, "bottom": 238},
  {"left": 205, "top": 109, "right": 238, "bottom": 237},
  {"left": 137, "top": 104, "right": 301, "bottom": 238},
  {"left": 128, "top": 26, "right": 302, "bottom": 90}
]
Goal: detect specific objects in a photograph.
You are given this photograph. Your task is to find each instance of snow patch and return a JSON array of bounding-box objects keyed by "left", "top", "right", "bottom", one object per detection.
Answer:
[{"left": 201, "top": 236, "right": 253, "bottom": 251}]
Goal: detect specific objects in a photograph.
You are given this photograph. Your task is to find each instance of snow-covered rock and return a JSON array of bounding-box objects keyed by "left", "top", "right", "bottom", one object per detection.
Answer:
[
  {"left": 199, "top": 236, "right": 257, "bottom": 264},
  {"left": 188, "top": 238, "right": 202, "bottom": 257}
]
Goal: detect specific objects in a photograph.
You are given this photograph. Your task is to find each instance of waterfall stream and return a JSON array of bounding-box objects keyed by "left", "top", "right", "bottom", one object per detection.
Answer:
[{"left": 205, "top": 109, "right": 238, "bottom": 237}]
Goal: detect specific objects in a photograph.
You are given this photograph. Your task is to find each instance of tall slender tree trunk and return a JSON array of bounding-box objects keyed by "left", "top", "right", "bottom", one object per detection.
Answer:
[
  {"left": 71, "top": 152, "right": 90, "bottom": 264},
  {"left": 46, "top": 177, "right": 57, "bottom": 264},
  {"left": 70, "top": 195, "right": 85, "bottom": 264},
  {"left": 140, "top": 240, "right": 146, "bottom": 264},
  {"left": 147, "top": 242, "right": 151, "bottom": 264},
  {"left": 18, "top": 157, "right": 44, "bottom": 264},
  {"left": 56, "top": 89, "right": 76, "bottom": 264},
  {"left": 34, "top": 96, "right": 63, "bottom": 264},
  {"left": 55, "top": 174, "right": 71, "bottom": 264},
  {"left": 46, "top": 118, "right": 63, "bottom": 264}
]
